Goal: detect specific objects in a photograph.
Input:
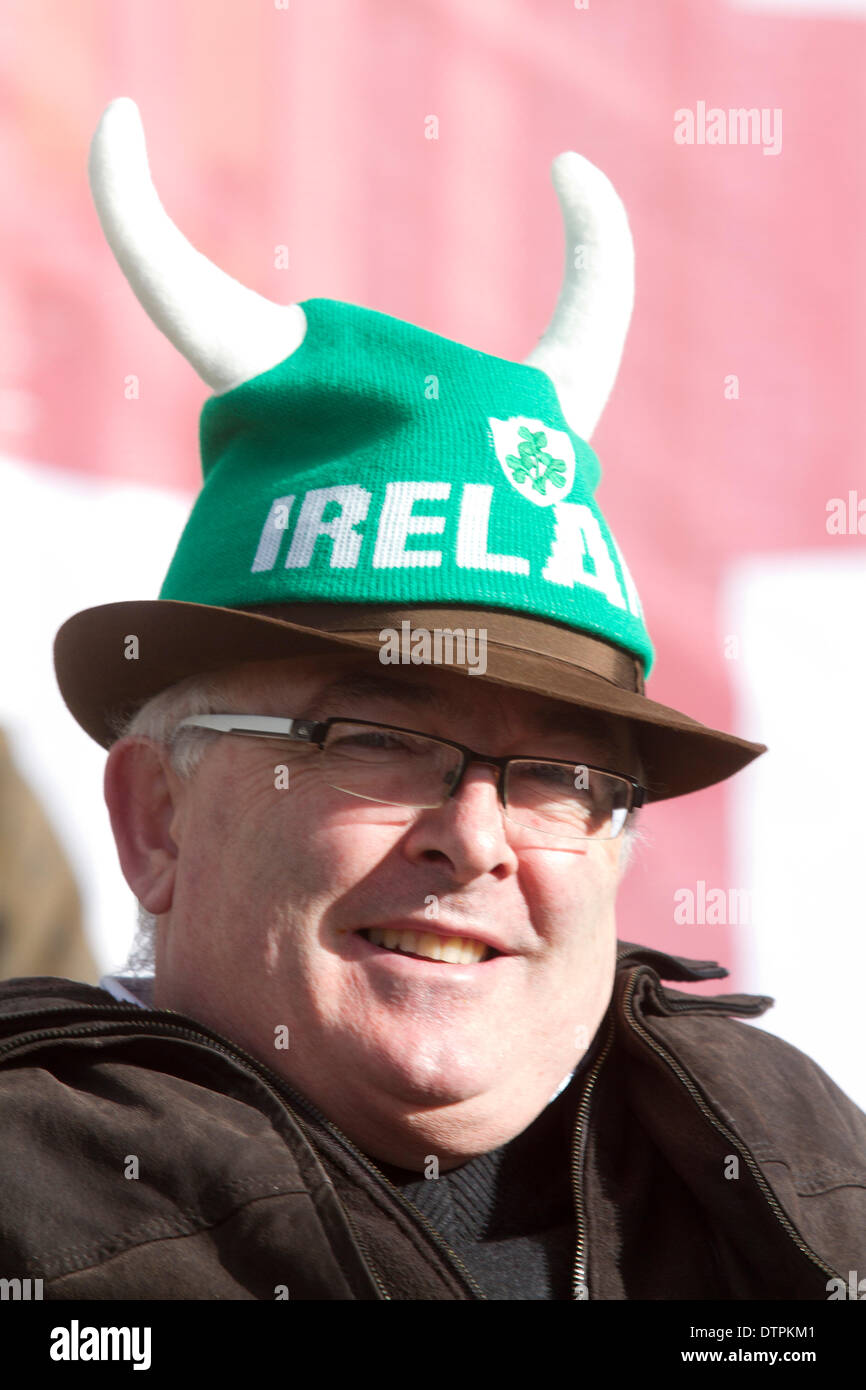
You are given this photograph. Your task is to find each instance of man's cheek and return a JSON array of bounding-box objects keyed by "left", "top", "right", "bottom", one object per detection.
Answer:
[
  {"left": 301, "top": 806, "right": 408, "bottom": 869},
  {"left": 519, "top": 850, "right": 613, "bottom": 905}
]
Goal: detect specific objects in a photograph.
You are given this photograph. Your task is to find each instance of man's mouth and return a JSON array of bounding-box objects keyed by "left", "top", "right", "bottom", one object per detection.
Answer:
[{"left": 358, "top": 926, "right": 500, "bottom": 965}]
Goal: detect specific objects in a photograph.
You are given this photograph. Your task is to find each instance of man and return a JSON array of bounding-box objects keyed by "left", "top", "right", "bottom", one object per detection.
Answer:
[{"left": 0, "top": 98, "right": 862, "bottom": 1301}]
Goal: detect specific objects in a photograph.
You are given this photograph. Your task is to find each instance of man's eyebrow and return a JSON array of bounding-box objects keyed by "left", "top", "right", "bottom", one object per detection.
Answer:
[
  {"left": 296, "top": 671, "right": 618, "bottom": 750},
  {"left": 299, "top": 672, "right": 460, "bottom": 719}
]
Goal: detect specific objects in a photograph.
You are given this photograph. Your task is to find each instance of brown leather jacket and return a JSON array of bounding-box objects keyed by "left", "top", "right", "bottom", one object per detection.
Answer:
[{"left": 0, "top": 942, "right": 862, "bottom": 1299}]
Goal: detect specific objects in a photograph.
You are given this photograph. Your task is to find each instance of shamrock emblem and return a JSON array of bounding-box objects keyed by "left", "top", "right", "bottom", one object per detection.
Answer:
[{"left": 505, "top": 426, "right": 568, "bottom": 497}]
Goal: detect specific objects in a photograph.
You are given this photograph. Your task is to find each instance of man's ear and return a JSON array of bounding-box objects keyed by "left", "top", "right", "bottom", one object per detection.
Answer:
[{"left": 104, "top": 738, "right": 184, "bottom": 915}]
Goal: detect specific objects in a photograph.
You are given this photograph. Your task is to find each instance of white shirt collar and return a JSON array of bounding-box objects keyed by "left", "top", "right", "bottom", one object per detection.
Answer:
[{"left": 99, "top": 973, "right": 154, "bottom": 1010}]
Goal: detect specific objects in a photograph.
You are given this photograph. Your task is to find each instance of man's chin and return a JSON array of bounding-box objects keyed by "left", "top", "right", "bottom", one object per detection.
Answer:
[{"left": 368, "top": 1044, "right": 497, "bottom": 1110}]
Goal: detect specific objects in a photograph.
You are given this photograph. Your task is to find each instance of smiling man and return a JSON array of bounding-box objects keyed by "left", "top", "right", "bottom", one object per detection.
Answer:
[
  {"left": 109, "top": 655, "right": 637, "bottom": 1175},
  {"left": 0, "top": 99, "right": 863, "bottom": 1303}
]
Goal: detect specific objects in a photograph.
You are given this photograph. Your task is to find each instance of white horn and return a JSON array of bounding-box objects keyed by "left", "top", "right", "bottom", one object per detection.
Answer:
[
  {"left": 88, "top": 97, "right": 306, "bottom": 394},
  {"left": 524, "top": 152, "right": 634, "bottom": 441}
]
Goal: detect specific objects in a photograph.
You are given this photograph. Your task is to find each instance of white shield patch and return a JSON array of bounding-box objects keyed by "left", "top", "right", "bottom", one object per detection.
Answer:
[{"left": 488, "top": 417, "right": 576, "bottom": 508}]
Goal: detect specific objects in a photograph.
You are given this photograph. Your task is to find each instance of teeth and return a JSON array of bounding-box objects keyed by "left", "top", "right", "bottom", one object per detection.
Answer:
[{"left": 366, "top": 927, "right": 489, "bottom": 964}]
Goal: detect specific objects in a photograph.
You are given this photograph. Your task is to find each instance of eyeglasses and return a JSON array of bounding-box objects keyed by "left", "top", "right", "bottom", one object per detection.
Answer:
[{"left": 173, "top": 714, "right": 645, "bottom": 842}]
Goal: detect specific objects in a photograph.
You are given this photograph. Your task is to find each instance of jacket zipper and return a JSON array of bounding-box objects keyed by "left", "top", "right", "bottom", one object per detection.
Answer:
[
  {"left": 0, "top": 1008, "right": 489, "bottom": 1300},
  {"left": 622, "top": 967, "right": 843, "bottom": 1286},
  {"left": 569, "top": 940, "right": 640, "bottom": 1298},
  {"left": 570, "top": 993, "right": 618, "bottom": 1299}
]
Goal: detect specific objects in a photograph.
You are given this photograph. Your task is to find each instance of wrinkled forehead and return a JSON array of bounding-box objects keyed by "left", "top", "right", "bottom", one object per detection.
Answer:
[{"left": 211, "top": 653, "right": 637, "bottom": 763}]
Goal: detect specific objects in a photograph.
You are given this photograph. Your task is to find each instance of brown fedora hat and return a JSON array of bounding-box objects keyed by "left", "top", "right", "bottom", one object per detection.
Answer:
[
  {"left": 53, "top": 600, "right": 765, "bottom": 803},
  {"left": 64, "top": 105, "right": 765, "bottom": 802}
]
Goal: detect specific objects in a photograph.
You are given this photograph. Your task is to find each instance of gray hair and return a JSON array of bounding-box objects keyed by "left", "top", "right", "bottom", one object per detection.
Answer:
[{"left": 107, "top": 669, "right": 646, "bottom": 978}]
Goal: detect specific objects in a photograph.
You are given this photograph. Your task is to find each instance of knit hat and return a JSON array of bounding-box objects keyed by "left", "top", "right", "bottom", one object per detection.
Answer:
[{"left": 53, "top": 98, "right": 765, "bottom": 801}]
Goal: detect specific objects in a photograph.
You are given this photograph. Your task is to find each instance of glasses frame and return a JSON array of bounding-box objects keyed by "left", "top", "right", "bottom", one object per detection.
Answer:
[{"left": 174, "top": 713, "right": 645, "bottom": 838}]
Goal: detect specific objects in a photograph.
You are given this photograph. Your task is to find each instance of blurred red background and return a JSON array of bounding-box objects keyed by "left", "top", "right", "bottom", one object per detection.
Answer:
[{"left": 1, "top": 0, "right": 863, "bottom": 1100}]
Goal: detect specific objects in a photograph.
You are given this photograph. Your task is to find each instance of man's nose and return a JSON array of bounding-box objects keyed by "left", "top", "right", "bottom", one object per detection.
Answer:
[
  {"left": 402, "top": 763, "right": 519, "bottom": 882},
  {"left": 444, "top": 759, "right": 505, "bottom": 811}
]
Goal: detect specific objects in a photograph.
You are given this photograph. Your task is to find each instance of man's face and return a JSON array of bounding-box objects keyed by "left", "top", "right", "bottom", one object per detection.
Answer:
[{"left": 106, "top": 652, "right": 639, "bottom": 1170}]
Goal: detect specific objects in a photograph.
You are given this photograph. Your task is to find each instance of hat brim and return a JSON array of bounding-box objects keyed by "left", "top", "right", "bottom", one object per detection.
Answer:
[{"left": 53, "top": 600, "right": 766, "bottom": 802}]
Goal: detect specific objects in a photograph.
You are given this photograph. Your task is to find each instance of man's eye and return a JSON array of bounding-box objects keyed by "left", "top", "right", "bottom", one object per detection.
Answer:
[
  {"left": 329, "top": 731, "right": 417, "bottom": 755},
  {"left": 526, "top": 763, "right": 575, "bottom": 789},
  {"left": 344, "top": 733, "right": 405, "bottom": 748}
]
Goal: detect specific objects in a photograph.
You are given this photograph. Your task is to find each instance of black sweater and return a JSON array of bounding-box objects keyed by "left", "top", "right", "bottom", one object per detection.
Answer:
[{"left": 373, "top": 1049, "right": 597, "bottom": 1300}]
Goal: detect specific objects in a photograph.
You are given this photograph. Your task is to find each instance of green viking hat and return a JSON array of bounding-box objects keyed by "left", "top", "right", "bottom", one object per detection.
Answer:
[{"left": 54, "top": 97, "right": 765, "bottom": 800}]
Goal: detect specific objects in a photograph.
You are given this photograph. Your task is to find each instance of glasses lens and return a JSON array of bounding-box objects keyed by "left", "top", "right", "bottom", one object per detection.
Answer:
[
  {"left": 504, "top": 761, "right": 632, "bottom": 841},
  {"left": 320, "top": 722, "right": 459, "bottom": 807}
]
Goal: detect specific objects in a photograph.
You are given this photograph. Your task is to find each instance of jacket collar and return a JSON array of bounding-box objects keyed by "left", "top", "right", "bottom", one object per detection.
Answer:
[{"left": 615, "top": 938, "right": 730, "bottom": 983}]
